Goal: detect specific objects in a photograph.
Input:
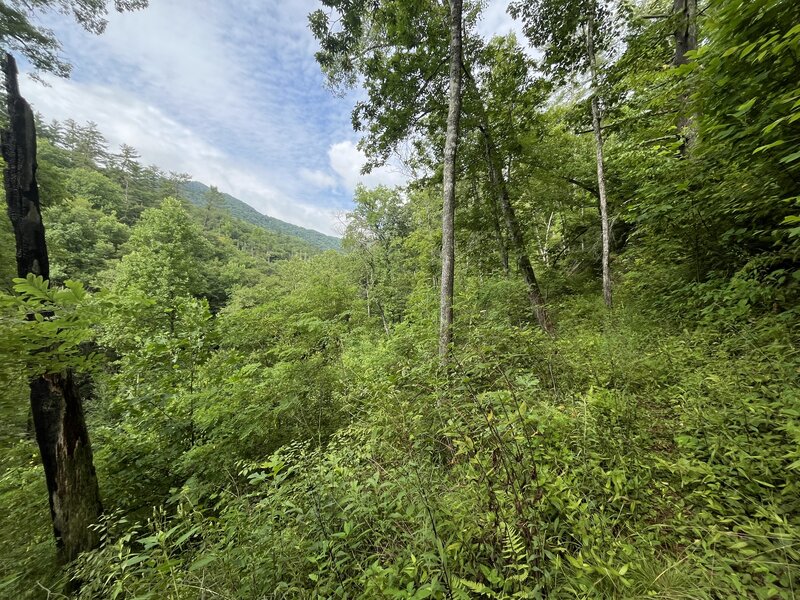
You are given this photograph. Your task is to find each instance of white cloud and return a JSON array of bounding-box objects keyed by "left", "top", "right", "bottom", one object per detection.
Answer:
[
  {"left": 300, "top": 168, "right": 338, "bottom": 190},
  {"left": 478, "top": 0, "right": 524, "bottom": 40},
  {"left": 328, "top": 140, "right": 408, "bottom": 192},
  {"left": 20, "top": 73, "right": 343, "bottom": 237},
  {"left": 477, "top": 0, "right": 540, "bottom": 58},
  {"left": 52, "top": 0, "right": 332, "bottom": 164},
  {"left": 22, "top": 75, "right": 225, "bottom": 172},
  {"left": 20, "top": 0, "right": 358, "bottom": 237},
  {"left": 17, "top": 1, "right": 532, "bottom": 238}
]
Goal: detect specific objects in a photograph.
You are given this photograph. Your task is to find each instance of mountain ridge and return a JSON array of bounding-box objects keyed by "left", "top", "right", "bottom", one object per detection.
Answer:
[{"left": 180, "top": 180, "right": 341, "bottom": 251}]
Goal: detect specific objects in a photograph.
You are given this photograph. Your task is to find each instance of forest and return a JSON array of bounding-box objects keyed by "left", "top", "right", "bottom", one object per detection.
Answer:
[{"left": 0, "top": 0, "right": 798, "bottom": 598}]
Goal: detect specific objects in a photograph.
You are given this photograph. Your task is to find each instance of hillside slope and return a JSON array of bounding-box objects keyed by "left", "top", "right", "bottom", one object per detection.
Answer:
[{"left": 181, "top": 181, "right": 341, "bottom": 251}]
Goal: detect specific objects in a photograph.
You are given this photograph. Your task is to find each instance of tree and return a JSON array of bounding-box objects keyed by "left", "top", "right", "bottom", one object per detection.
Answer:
[
  {"left": 586, "top": 13, "right": 612, "bottom": 307},
  {"left": 202, "top": 185, "right": 225, "bottom": 229},
  {"left": 65, "top": 167, "right": 125, "bottom": 213},
  {"left": 311, "top": 2, "right": 555, "bottom": 337},
  {"left": 73, "top": 121, "right": 109, "bottom": 168},
  {"left": 115, "top": 198, "right": 204, "bottom": 287},
  {"left": 106, "top": 147, "right": 165, "bottom": 223},
  {"left": 511, "top": 0, "right": 619, "bottom": 307},
  {"left": 310, "top": 0, "right": 471, "bottom": 357},
  {"left": 0, "top": 0, "right": 148, "bottom": 76},
  {"left": 462, "top": 36, "right": 553, "bottom": 333},
  {"left": 673, "top": 0, "right": 697, "bottom": 153},
  {"left": 111, "top": 143, "right": 141, "bottom": 204},
  {"left": 672, "top": 0, "right": 697, "bottom": 66},
  {"left": 309, "top": 0, "right": 452, "bottom": 167},
  {"left": 45, "top": 198, "right": 129, "bottom": 286},
  {"left": 344, "top": 185, "right": 412, "bottom": 333},
  {"left": 438, "top": 0, "right": 463, "bottom": 359},
  {"left": 166, "top": 170, "right": 192, "bottom": 198},
  {"left": 1, "top": 53, "right": 102, "bottom": 562}
]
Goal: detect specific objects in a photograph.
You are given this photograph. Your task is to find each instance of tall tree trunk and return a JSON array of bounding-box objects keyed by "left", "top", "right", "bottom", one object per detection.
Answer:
[
  {"left": 461, "top": 65, "right": 553, "bottom": 333},
  {"left": 673, "top": 0, "right": 697, "bottom": 66},
  {"left": 438, "top": 0, "right": 463, "bottom": 361},
  {"left": 673, "top": 0, "right": 697, "bottom": 153},
  {"left": 485, "top": 183, "right": 510, "bottom": 276},
  {"left": 481, "top": 126, "right": 553, "bottom": 334},
  {"left": 2, "top": 53, "right": 102, "bottom": 563},
  {"left": 536, "top": 211, "right": 554, "bottom": 267},
  {"left": 586, "top": 18, "right": 612, "bottom": 308}
]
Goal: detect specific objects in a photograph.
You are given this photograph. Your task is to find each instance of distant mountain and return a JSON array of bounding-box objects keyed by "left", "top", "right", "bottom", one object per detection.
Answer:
[{"left": 180, "top": 181, "right": 341, "bottom": 251}]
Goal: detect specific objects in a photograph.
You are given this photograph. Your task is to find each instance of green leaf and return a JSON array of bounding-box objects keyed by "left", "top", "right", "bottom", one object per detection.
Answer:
[
  {"left": 739, "top": 42, "right": 758, "bottom": 58},
  {"left": 753, "top": 140, "right": 785, "bottom": 154},
  {"left": 173, "top": 526, "right": 199, "bottom": 546},
  {"left": 122, "top": 554, "right": 149, "bottom": 568},
  {"left": 734, "top": 98, "right": 756, "bottom": 115},
  {"left": 762, "top": 118, "right": 786, "bottom": 134},
  {"left": 189, "top": 555, "right": 218, "bottom": 572},
  {"left": 779, "top": 151, "right": 800, "bottom": 164}
]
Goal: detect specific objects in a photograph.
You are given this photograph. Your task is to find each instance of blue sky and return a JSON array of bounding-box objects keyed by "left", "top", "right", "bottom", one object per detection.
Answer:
[{"left": 19, "top": 0, "right": 524, "bottom": 236}]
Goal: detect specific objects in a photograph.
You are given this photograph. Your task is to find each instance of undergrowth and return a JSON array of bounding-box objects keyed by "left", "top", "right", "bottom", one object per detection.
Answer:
[{"left": 29, "top": 293, "right": 795, "bottom": 599}]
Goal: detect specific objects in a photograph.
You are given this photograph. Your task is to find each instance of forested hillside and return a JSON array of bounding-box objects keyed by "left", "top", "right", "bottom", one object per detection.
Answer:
[
  {"left": 180, "top": 181, "right": 342, "bottom": 251},
  {"left": 1, "top": 0, "right": 799, "bottom": 599},
  {"left": 0, "top": 117, "right": 325, "bottom": 295}
]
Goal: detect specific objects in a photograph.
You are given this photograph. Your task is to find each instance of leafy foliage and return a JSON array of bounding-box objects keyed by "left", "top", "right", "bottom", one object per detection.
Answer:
[
  {"left": 1, "top": 0, "right": 799, "bottom": 598},
  {"left": 0, "top": 1, "right": 148, "bottom": 76}
]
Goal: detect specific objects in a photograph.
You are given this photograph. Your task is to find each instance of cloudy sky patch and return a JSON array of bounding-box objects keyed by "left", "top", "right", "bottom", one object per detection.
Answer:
[{"left": 19, "top": 0, "right": 523, "bottom": 236}]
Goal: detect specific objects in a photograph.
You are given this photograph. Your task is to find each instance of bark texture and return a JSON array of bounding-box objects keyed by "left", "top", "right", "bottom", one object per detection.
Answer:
[
  {"left": 586, "top": 19, "right": 613, "bottom": 308},
  {"left": 673, "top": 0, "right": 697, "bottom": 153},
  {"left": 2, "top": 53, "right": 102, "bottom": 563},
  {"left": 673, "top": 0, "right": 697, "bottom": 66},
  {"left": 485, "top": 182, "right": 509, "bottom": 275},
  {"left": 438, "top": 0, "right": 463, "bottom": 360}
]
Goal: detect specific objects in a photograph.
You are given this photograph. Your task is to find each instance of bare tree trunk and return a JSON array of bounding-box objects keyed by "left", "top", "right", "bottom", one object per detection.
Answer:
[
  {"left": 673, "top": 0, "right": 697, "bottom": 153},
  {"left": 673, "top": 0, "right": 697, "bottom": 66},
  {"left": 439, "top": 0, "right": 463, "bottom": 361},
  {"left": 2, "top": 53, "right": 102, "bottom": 563},
  {"left": 461, "top": 65, "right": 553, "bottom": 333},
  {"left": 487, "top": 188, "right": 509, "bottom": 276},
  {"left": 536, "top": 211, "right": 554, "bottom": 266},
  {"left": 482, "top": 128, "right": 553, "bottom": 334},
  {"left": 586, "top": 19, "right": 612, "bottom": 308},
  {"left": 376, "top": 299, "right": 391, "bottom": 336}
]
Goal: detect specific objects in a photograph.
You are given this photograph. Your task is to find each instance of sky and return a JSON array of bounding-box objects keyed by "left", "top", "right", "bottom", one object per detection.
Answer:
[{"left": 19, "top": 0, "right": 526, "bottom": 237}]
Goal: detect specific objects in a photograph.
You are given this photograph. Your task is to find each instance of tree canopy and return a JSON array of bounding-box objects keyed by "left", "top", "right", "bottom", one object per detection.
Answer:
[{"left": 0, "top": 0, "right": 147, "bottom": 76}]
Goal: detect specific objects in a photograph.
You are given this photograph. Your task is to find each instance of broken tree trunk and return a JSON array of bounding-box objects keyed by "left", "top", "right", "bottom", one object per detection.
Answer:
[{"left": 1, "top": 53, "right": 102, "bottom": 563}]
